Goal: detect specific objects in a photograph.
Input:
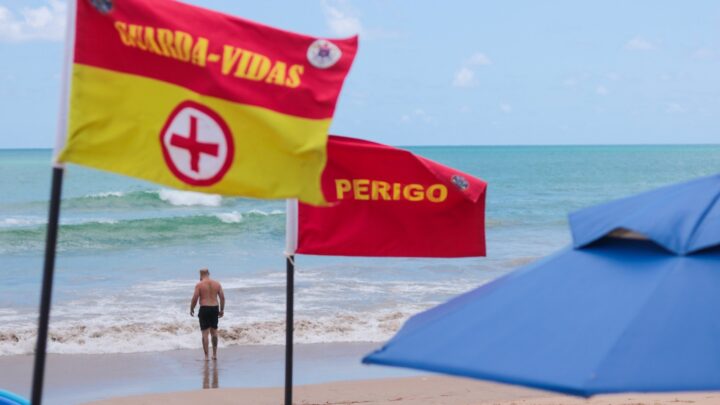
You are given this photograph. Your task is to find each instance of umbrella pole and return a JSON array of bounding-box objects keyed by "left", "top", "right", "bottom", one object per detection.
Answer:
[
  {"left": 284, "top": 255, "right": 295, "bottom": 405},
  {"left": 31, "top": 166, "right": 64, "bottom": 405}
]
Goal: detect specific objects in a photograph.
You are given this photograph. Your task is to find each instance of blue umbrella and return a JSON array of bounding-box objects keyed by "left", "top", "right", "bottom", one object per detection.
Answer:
[
  {"left": 363, "top": 174, "right": 720, "bottom": 397},
  {"left": 0, "top": 390, "right": 29, "bottom": 405}
]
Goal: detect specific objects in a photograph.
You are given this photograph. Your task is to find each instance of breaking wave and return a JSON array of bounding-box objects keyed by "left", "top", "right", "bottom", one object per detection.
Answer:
[
  {"left": 0, "top": 311, "right": 413, "bottom": 355},
  {"left": 75, "top": 189, "right": 226, "bottom": 209},
  {"left": 0, "top": 210, "right": 285, "bottom": 254},
  {"left": 4, "top": 189, "right": 243, "bottom": 212}
]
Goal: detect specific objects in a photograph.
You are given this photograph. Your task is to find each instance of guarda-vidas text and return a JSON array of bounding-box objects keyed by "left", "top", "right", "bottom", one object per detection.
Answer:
[{"left": 114, "top": 22, "right": 305, "bottom": 88}]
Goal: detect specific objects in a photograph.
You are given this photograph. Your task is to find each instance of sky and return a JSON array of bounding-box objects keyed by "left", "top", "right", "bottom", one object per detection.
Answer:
[{"left": 1, "top": 0, "right": 720, "bottom": 148}]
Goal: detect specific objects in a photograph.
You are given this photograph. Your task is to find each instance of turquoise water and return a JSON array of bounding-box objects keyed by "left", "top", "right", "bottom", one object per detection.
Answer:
[{"left": 1, "top": 145, "right": 719, "bottom": 355}]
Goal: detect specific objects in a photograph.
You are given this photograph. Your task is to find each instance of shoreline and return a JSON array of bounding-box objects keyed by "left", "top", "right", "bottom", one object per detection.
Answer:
[{"left": 0, "top": 342, "right": 417, "bottom": 404}]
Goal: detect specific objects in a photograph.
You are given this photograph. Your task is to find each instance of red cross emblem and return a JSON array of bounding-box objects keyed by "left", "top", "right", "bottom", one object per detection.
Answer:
[{"left": 160, "top": 101, "right": 234, "bottom": 186}]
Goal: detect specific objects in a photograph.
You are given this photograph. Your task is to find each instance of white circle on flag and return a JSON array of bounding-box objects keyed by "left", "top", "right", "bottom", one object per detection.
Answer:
[
  {"left": 160, "top": 101, "right": 234, "bottom": 186},
  {"left": 307, "top": 39, "right": 342, "bottom": 69}
]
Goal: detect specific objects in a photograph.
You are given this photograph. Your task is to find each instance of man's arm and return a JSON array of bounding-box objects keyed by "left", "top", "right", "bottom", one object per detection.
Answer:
[
  {"left": 190, "top": 284, "right": 200, "bottom": 316},
  {"left": 218, "top": 283, "right": 225, "bottom": 318}
]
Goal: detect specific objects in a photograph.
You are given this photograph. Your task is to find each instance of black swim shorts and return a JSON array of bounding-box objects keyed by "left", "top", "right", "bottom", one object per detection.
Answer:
[{"left": 198, "top": 306, "right": 219, "bottom": 330}]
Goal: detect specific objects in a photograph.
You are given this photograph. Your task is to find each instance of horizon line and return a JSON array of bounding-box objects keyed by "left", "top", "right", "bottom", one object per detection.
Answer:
[{"left": 3, "top": 143, "right": 720, "bottom": 151}]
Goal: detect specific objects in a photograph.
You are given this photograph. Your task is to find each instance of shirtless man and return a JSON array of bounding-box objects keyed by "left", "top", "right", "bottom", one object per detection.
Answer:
[{"left": 190, "top": 268, "right": 225, "bottom": 361}]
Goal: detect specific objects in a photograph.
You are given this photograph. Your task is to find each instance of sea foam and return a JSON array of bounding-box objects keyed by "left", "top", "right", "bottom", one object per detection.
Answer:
[
  {"left": 0, "top": 217, "right": 46, "bottom": 228},
  {"left": 0, "top": 309, "right": 416, "bottom": 355},
  {"left": 85, "top": 191, "right": 125, "bottom": 198},
  {"left": 157, "top": 189, "right": 222, "bottom": 207},
  {"left": 215, "top": 211, "right": 243, "bottom": 223}
]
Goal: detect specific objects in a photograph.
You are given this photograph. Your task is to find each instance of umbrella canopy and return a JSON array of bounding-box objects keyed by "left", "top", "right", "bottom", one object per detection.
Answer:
[
  {"left": 363, "top": 174, "right": 720, "bottom": 397},
  {"left": 569, "top": 174, "right": 720, "bottom": 255},
  {"left": 0, "top": 390, "right": 29, "bottom": 405}
]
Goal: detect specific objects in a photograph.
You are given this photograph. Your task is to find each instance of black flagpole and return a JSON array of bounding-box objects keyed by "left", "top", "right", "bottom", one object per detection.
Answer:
[
  {"left": 31, "top": 166, "right": 64, "bottom": 405},
  {"left": 284, "top": 255, "right": 295, "bottom": 405}
]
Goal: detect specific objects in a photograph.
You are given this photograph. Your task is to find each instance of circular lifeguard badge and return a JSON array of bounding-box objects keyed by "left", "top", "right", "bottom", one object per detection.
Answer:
[
  {"left": 160, "top": 101, "right": 235, "bottom": 187},
  {"left": 307, "top": 39, "right": 342, "bottom": 69}
]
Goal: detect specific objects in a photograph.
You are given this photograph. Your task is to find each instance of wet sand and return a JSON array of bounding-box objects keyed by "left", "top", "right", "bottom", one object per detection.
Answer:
[{"left": 0, "top": 342, "right": 416, "bottom": 404}]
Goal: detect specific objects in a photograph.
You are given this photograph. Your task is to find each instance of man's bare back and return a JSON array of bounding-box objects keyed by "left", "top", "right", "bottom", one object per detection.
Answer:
[
  {"left": 196, "top": 279, "right": 222, "bottom": 307},
  {"left": 190, "top": 269, "right": 225, "bottom": 361}
]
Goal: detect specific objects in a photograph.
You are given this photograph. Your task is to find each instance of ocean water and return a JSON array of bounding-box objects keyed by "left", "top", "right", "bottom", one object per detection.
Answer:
[{"left": 1, "top": 145, "right": 719, "bottom": 356}]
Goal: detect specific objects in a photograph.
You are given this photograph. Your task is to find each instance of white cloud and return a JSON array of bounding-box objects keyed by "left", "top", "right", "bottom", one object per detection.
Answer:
[
  {"left": 321, "top": 0, "right": 400, "bottom": 40},
  {"left": 452, "top": 52, "right": 491, "bottom": 88},
  {"left": 0, "top": 0, "right": 66, "bottom": 42},
  {"left": 467, "top": 52, "right": 492, "bottom": 66},
  {"left": 596, "top": 85, "right": 609, "bottom": 96},
  {"left": 322, "top": 0, "right": 362, "bottom": 37},
  {"left": 499, "top": 103, "right": 512, "bottom": 113},
  {"left": 625, "top": 36, "right": 655, "bottom": 51},
  {"left": 453, "top": 67, "right": 477, "bottom": 88}
]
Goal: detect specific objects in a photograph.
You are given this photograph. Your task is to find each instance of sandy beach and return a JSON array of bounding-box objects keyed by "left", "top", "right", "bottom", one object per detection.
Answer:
[
  {"left": 2, "top": 341, "right": 717, "bottom": 405},
  {"left": 85, "top": 376, "right": 720, "bottom": 405}
]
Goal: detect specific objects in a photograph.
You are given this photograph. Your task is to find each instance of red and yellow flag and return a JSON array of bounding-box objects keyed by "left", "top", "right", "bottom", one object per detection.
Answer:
[{"left": 57, "top": 0, "right": 358, "bottom": 204}]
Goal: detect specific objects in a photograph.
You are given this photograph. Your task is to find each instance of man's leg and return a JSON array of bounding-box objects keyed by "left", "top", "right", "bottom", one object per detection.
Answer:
[
  {"left": 202, "top": 329, "right": 210, "bottom": 361},
  {"left": 210, "top": 328, "right": 218, "bottom": 360}
]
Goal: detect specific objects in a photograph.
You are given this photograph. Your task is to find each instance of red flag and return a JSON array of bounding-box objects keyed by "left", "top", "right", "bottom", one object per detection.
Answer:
[{"left": 291, "top": 136, "right": 487, "bottom": 258}]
